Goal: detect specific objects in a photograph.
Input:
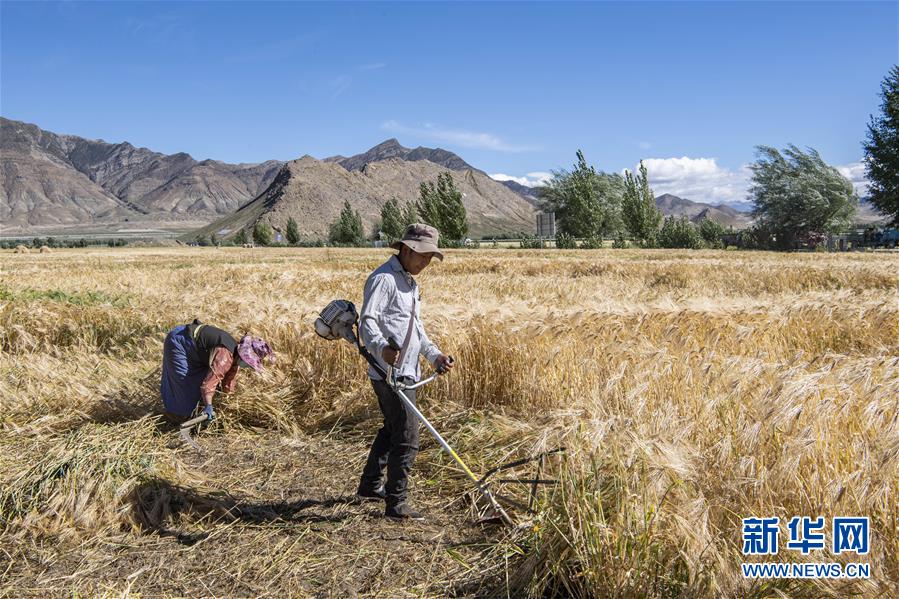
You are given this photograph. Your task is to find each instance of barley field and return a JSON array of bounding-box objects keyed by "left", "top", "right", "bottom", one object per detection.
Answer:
[{"left": 0, "top": 247, "right": 896, "bottom": 598}]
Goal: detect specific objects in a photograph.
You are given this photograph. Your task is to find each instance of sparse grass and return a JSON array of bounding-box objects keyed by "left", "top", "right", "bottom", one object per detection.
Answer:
[
  {"left": 0, "top": 285, "right": 129, "bottom": 307},
  {"left": 0, "top": 247, "right": 896, "bottom": 597}
]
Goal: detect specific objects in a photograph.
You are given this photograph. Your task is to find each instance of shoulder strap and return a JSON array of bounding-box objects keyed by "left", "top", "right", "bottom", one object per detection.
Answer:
[{"left": 394, "top": 293, "right": 418, "bottom": 369}]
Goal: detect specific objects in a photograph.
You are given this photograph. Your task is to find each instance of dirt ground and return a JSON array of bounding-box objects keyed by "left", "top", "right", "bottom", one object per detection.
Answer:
[{"left": 3, "top": 422, "right": 520, "bottom": 598}]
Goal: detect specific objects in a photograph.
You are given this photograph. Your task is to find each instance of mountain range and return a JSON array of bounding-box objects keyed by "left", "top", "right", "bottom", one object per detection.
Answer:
[
  {"left": 0, "top": 118, "right": 536, "bottom": 237},
  {"left": 12, "top": 117, "right": 882, "bottom": 239},
  {"left": 1, "top": 117, "right": 282, "bottom": 233},
  {"left": 192, "top": 154, "right": 536, "bottom": 241},
  {"left": 653, "top": 193, "right": 753, "bottom": 228}
]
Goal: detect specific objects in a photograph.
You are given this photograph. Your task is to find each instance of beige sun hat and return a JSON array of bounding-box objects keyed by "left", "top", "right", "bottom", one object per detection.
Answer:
[{"left": 389, "top": 223, "right": 444, "bottom": 261}]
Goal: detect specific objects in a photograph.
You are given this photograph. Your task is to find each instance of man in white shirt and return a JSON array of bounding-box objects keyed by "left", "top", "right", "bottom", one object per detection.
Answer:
[{"left": 356, "top": 223, "right": 454, "bottom": 520}]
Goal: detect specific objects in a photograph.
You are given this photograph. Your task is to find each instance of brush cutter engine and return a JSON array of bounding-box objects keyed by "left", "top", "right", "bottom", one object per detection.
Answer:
[{"left": 314, "top": 299, "right": 359, "bottom": 343}]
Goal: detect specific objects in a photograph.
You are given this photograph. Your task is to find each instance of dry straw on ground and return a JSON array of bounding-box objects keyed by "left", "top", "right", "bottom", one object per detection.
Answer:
[{"left": 0, "top": 247, "right": 897, "bottom": 597}]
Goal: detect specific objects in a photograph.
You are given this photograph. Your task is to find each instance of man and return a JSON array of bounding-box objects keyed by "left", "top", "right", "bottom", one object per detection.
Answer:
[
  {"left": 357, "top": 223, "right": 455, "bottom": 521},
  {"left": 160, "top": 319, "right": 274, "bottom": 423}
]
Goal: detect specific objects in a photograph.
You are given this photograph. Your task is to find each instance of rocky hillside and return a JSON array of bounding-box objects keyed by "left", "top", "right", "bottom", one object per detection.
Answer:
[
  {"left": 192, "top": 156, "right": 536, "bottom": 241},
  {"left": 1, "top": 118, "right": 281, "bottom": 231},
  {"left": 498, "top": 179, "right": 542, "bottom": 208},
  {"left": 325, "top": 138, "right": 476, "bottom": 172}
]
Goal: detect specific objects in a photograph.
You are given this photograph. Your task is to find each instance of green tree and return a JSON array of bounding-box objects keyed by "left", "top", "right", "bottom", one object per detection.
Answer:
[
  {"left": 253, "top": 222, "right": 274, "bottom": 246},
  {"left": 698, "top": 218, "right": 725, "bottom": 249},
  {"left": 657, "top": 216, "right": 703, "bottom": 249},
  {"left": 622, "top": 161, "right": 663, "bottom": 246},
  {"left": 329, "top": 200, "right": 365, "bottom": 245},
  {"left": 750, "top": 145, "right": 857, "bottom": 250},
  {"left": 555, "top": 232, "right": 576, "bottom": 249},
  {"left": 402, "top": 200, "right": 419, "bottom": 229},
  {"left": 233, "top": 229, "right": 248, "bottom": 245},
  {"left": 416, "top": 182, "right": 443, "bottom": 231},
  {"left": 863, "top": 65, "right": 899, "bottom": 225},
  {"left": 540, "top": 150, "right": 624, "bottom": 238},
  {"left": 286, "top": 217, "right": 301, "bottom": 245},
  {"left": 380, "top": 197, "right": 406, "bottom": 241},
  {"left": 416, "top": 172, "right": 468, "bottom": 243}
]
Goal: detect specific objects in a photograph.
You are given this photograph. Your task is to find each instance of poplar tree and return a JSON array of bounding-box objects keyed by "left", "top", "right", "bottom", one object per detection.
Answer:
[
  {"left": 329, "top": 200, "right": 365, "bottom": 245},
  {"left": 286, "top": 217, "right": 301, "bottom": 245},
  {"left": 622, "top": 161, "right": 663, "bottom": 246},
  {"left": 380, "top": 197, "right": 406, "bottom": 241},
  {"left": 416, "top": 172, "right": 468, "bottom": 243}
]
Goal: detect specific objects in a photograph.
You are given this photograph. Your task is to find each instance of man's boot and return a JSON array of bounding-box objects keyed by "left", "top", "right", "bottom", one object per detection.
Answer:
[
  {"left": 385, "top": 502, "right": 424, "bottom": 521},
  {"left": 356, "top": 482, "right": 387, "bottom": 502}
]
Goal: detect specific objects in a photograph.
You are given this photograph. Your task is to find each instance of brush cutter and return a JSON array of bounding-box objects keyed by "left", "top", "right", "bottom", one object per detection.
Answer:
[{"left": 315, "top": 299, "right": 563, "bottom": 528}]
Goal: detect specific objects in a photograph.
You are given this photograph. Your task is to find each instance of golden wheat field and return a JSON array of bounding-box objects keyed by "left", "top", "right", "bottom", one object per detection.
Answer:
[{"left": 0, "top": 246, "right": 897, "bottom": 598}]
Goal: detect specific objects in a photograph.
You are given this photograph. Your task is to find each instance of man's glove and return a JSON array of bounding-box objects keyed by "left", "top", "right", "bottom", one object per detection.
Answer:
[{"left": 203, "top": 405, "right": 215, "bottom": 421}]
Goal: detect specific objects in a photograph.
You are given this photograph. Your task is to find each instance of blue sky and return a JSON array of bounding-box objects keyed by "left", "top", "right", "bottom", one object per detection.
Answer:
[{"left": 2, "top": 1, "right": 896, "bottom": 204}]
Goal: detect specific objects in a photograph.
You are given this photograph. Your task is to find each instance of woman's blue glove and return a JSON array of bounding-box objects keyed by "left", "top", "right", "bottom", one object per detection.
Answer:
[{"left": 203, "top": 405, "right": 215, "bottom": 421}]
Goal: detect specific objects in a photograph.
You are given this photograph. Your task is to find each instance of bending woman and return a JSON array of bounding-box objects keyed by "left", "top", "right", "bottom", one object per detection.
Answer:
[{"left": 160, "top": 319, "right": 274, "bottom": 423}]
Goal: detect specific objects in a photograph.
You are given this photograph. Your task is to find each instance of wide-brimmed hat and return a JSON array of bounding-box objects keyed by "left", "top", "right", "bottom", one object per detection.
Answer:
[
  {"left": 389, "top": 223, "right": 444, "bottom": 261},
  {"left": 236, "top": 335, "right": 275, "bottom": 371}
]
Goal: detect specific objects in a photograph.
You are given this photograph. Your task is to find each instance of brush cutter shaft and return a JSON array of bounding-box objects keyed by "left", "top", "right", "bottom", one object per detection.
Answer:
[
  {"left": 355, "top": 337, "right": 513, "bottom": 525},
  {"left": 390, "top": 385, "right": 513, "bottom": 526}
]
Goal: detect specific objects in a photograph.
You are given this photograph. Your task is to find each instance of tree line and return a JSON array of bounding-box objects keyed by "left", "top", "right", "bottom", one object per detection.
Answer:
[
  {"left": 0, "top": 237, "right": 126, "bottom": 249},
  {"left": 538, "top": 65, "right": 898, "bottom": 250}
]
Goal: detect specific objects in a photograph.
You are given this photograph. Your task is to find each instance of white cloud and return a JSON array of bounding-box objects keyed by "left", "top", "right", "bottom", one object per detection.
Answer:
[
  {"left": 381, "top": 120, "right": 538, "bottom": 152},
  {"left": 632, "top": 156, "right": 871, "bottom": 205},
  {"left": 634, "top": 157, "right": 751, "bottom": 205},
  {"left": 490, "top": 172, "right": 552, "bottom": 187},
  {"left": 837, "top": 161, "right": 870, "bottom": 197}
]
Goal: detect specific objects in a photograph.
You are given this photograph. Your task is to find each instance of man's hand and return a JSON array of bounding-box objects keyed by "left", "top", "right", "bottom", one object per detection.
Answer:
[
  {"left": 203, "top": 405, "right": 215, "bottom": 421},
  {"left": 434, "top": 354, "right": 454, "bottom": 374},
  {"left": 382, "top": 347, "right": 399, "bottom": 366}
]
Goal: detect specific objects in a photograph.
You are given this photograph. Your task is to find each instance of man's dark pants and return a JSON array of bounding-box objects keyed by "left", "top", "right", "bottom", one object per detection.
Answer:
[{"left": 359, "top": 377, "right": 419, "bottom": 507}]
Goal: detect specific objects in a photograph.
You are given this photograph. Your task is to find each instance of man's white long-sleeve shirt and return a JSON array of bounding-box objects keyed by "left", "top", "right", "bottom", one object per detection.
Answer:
[{"left": 360, "top": 255, "right": 442, "bottom": 381}]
